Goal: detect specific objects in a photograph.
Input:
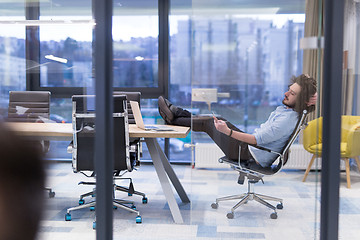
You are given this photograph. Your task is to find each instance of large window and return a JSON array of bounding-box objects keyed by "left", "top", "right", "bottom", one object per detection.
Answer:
[
  {"left": 112, "top": 14, "right": 159, "bottom": 88},
  {"left": 0, "top": 19, "right": 26, "bottom": 115},
  {"left": 0, "top": 1, "right": 306, "bottom": 163}
]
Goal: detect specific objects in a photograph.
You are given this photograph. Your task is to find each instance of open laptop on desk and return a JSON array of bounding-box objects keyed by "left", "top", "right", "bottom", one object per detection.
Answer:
[{"left": 130, "top": 101, "right": 174, "bottom": 131}]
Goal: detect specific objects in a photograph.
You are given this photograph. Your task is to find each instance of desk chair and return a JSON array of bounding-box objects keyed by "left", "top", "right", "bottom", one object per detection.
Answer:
[
  {"left": 113, "top": 92, "right": 146, "bottom": 198},
  {"left": 7, "top": 91, "right": 55, "bottom": 198},
  {"left": 65, "top": 95, "right": 144, "bottom": 226},
  {"left": 211, "top": 110, "right": 308, "bottom": 219},
  {"left": 302, "top": 115, "right": 360, "bottom": 188}
]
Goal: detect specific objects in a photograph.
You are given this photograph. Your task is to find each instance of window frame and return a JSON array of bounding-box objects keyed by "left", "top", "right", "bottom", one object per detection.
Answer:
[{"left": 26, "top": 0, "right": 169, "bottom": 100}]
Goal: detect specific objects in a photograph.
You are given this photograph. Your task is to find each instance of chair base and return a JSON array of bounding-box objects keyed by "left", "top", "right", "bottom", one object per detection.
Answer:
[
  {"left": 65, "top": 182, "right": 147, "bottom": 224},
  {"left": 211, "top": 180, "right": 283, "bottom": 219},
  {"left": 65, "top": 198, "right": 141, "bottom": 223}
]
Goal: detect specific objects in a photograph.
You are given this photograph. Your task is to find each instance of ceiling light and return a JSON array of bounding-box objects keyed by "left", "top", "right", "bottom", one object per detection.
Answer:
[
  {"left": 45, "top": 55, "right": 68, "bottom": 64},
  {"left": 0, "top": 19, "right": 95, "bottom": 26}
]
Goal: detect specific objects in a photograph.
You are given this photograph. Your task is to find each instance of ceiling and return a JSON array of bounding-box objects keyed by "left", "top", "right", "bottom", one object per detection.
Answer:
[{"left": 0, "top": 0, "right": 305, "bottom": 17}]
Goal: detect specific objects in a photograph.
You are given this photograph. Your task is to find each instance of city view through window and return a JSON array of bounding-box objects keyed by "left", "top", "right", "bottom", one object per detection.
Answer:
[{"left": 0, "top": 14, "right": 304, "bottom": 162}]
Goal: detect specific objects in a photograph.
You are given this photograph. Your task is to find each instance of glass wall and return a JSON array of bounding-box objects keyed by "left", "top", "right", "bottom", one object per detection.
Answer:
[
  {"left": 188, "top": 1, "right": 323, "bottom": 239},
  {"left": 168, "top": 1, "right": 193, "bottom": 162},
  {"left": 0, "top": 13, "right": 26, "bottom": 117},
  {"left": 113, "top": 1, "right": 159, "bottom": 88},
  {"left": 190, "top": 2, "right": 305, "bottom": 162},
  {"left": 1, "top": 0, "right": 358, "bottom": 238},
  {"left": 339, "top": 0, "right": 360, "bottom": 238}
]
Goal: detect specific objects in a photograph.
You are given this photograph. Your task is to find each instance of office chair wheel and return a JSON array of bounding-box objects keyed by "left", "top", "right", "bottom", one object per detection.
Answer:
[
  {"left": 65, "top": 213, "right": 72, "bottom": 221},
  {"left": 79, "top": 199, "right": 85, "bottom": 205},
  {"left": 136, "top": 216, "right": 142, "bottom": 224},
  {"left": 226, "top": 212, "right": 234, "bottom": 219},
  {"left": 90, "top": 206, "right": 95, "bottom": 211},
  {"left": 270, "top": 212, "right": 278, "bottom": 219},
  {"left": 211, "top": 202, "right": 218, "bottom": 209},
  {"left": 49, "top": 191, "right": 55, "bottom": 198},
  {"left": 276, "top": 203, "right": 283, "bottom": 209},
  {"left": 92, "top": 221, "right": 96, "bottom": 230},
  {"left": 131, "top": 205, "right": 137, "bottom": 210},
  {"left": 142, "top": 197, "right": 148, "bottom": 204}
]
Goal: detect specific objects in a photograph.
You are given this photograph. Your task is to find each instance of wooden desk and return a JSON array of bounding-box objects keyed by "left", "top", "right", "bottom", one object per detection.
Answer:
[
  {"left": 4, "top": 122, "right": 73, "bottom": 141},
  {"left": 5, "top": 122, "right": 189, "bottom": 140},
  {"left": 4, "top": 122, "right": 190, "bottom": 224}
]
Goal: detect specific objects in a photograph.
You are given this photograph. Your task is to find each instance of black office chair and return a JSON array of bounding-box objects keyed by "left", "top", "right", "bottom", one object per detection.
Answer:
[
  {"left": 65, "top": 95, "right": 144, "bottom": 226},
  {"left": 7, "top": 91, "right": 55, "bottom": 198},
  {"left": 211, "top": 110, "right": 308, "bottom": 219},
  {"left": 113, "top": 92, "right": 146, "bottom": 198}
]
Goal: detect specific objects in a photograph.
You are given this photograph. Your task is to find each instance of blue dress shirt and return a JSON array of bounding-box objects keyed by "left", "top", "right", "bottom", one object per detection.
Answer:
[{"left": 248, "top": 106, "right": 299, "bottom": 167}]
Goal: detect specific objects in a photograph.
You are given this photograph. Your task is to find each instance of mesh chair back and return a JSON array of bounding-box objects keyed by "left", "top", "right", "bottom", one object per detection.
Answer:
[
  {"left": 71, "top": 95, "right": 131, "bottom": 172},
  {"left": 8, "top": 91, "right": 50, "bottom": 122},
  {"left": 271, "top": 110, "right": 308, "bottom": 172}
]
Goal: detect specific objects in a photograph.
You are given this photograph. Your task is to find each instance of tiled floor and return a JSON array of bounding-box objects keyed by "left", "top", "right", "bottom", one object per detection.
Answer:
[{"left": 37, "top": 162, "right": 360, "bottom": 240}]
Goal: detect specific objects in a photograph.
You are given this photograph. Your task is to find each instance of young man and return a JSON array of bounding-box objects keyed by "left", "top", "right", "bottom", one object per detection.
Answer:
[{"left": 158, "top": 74, "right": 317, "bottom": 168}]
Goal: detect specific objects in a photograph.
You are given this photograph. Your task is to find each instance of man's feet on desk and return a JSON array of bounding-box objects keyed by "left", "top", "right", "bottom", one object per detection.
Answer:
[{"left": 158, "top": 96, "right": 175, "bottom": 124}]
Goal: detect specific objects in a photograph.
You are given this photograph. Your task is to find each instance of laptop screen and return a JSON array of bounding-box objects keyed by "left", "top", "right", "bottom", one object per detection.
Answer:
[{"left": 129, "top": 101, "right": 145, "bottom": 129}]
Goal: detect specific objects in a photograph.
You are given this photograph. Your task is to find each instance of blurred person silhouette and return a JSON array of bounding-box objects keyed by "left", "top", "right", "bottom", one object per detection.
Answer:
[
  {"left": 158, "top": 74, "right": 317, "bottom": 169},
  {"left": 0, "top": 123, "right": 45, "bottom": 240}
]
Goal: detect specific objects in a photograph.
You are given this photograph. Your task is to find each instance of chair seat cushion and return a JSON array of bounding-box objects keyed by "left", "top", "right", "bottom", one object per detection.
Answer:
[
  {"left": 307, "top": 144, "right": 322, "bottom": 154},
  {"left": 220, "top": 156, "right": 275, "bottom": 175},
  {"left": 306, "top": 143, "right": 348, "bottom": 156}
]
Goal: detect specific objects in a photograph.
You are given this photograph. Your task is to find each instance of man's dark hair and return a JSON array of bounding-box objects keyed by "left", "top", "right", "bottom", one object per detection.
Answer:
[
  {"left": 291, "top": 74, "right": 317, "bottom": 114},
  {"left": 0, "top": 123, "right": 45, "bottom": 240}
]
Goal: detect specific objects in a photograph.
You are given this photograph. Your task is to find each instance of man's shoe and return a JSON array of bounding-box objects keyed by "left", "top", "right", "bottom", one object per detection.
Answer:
[{"left": 158, "top": 96, "right": 175, "bottom": 124}]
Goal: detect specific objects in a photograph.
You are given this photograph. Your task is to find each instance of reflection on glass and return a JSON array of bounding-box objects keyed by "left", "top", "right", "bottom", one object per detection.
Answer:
[
  {"left": 0, "top": 24, "right": 26, "bottom": 117},
  {"left": 186, "top": 13, "right": 305, "bottom": 152},
  {"left": 39, "top": 17, "right": 93, "bottom": 87},
  {"left": 112, "top": 14, "right": 159, "bottom": 88},
  {"left": 339, "top": 1, "right": 360, "bottom": 239}
]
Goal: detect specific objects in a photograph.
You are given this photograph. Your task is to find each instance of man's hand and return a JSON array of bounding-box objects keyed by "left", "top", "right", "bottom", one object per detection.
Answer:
[
  {"left": 213, "top": 116, "right": 231, "bottom": 136},
  {"left": 213, "top": 116, "right": 257, "bottom": 144},
  {"left": 306, "top": 92, "right": 318, "bottom": 106}
]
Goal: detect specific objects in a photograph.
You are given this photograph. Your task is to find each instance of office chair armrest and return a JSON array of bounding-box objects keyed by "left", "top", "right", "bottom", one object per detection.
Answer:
[
  {"left": 248, "top": 144, "right": 282, "bottom": 157},
  {"left": 67, "top": 141, "right": 74, "bottom": 153}
]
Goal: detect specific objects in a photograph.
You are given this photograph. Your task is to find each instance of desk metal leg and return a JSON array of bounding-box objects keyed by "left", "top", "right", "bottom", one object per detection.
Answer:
[
  {"left": 145, "top": 138, "right": 188, "bottom": 224},
  {"left": 155, "top": 140, "right": 190, "bottom": 203}
]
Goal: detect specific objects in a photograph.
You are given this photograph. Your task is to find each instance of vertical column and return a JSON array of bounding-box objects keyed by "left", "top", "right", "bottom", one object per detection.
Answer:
[
  {"left": 25, "top": 0, "right": 40, "bottom": 91},
  {"left": 321, "top": 0, "right": 344, "bottom": 239},
  {"left": 93, "top": 0, "right": 114, "bottom": 239},
  {"left": 159, "top": 0, "right": 171, "bottom": 157}
]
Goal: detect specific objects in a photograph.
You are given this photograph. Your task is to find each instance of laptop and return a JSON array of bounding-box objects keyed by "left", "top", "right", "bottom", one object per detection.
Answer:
[{"left": 130, "top": 101, "right": 174, "bottom": 131}]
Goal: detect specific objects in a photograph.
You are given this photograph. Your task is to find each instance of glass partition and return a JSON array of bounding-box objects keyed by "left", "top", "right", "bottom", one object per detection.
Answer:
[
  {"left": 39, "top": 1, "right": 93, "bottom": 88},
  {"left": 0, "top": 0, "right": 356, "bottom": 238},
  {"left": 339, "top": 0, "right": 360, "bottom": 238},
  {"left": 189, "top": 0, "right": 321, "bottom": 238},
  {"left": 113, "top": 1, "right": 159, "bottom": 88},
  {"left": 0, "top": 15, "right": 26, "bottom": 116}
]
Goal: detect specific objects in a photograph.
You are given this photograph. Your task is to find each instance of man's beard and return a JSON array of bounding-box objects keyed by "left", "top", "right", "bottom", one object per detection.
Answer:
[{"left": 282, "top": 99, "right": 295, "bottom": 108}]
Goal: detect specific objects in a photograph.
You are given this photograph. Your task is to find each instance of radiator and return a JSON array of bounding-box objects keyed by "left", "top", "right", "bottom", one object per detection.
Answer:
[
  {"left": 194, "top": 143, "right": 344, "bottom": 170},
  {"left": 194, "top": 143, "right": 229, "bottom": 169},
  {"left": 286, "top": 144, "right": 319, "bottom": 170}
]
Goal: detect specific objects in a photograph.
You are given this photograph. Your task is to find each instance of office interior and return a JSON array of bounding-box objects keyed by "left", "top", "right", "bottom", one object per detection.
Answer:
[{"left": 0, "top": 0, "right": 359, "bottom": 239}]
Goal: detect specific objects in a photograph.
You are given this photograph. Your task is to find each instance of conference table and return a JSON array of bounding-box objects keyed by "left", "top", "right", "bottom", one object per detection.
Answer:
[{"left": 4, "top": 122, "right": 191, "bottom": 224}]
